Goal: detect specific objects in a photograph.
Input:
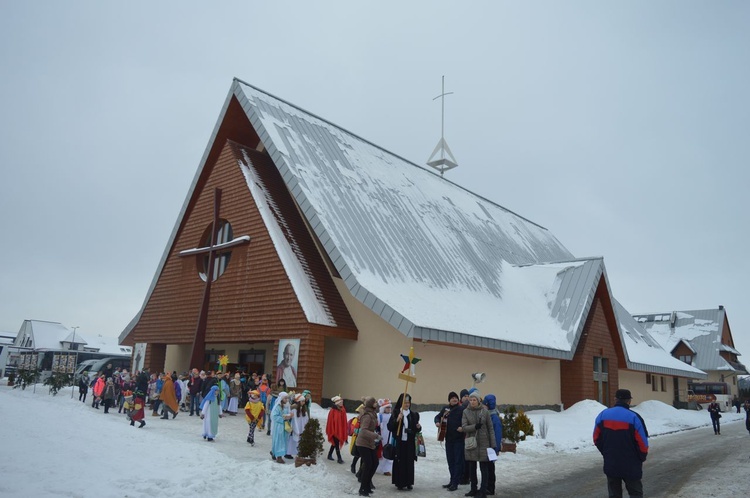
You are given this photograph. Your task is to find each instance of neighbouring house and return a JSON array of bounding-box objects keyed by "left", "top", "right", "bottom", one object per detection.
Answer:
[
  {"left": 4, "top": 320, "right": 131, "bottom": 376},
  {"left": 634, "top": 306, "right": 747, "bottom": 401},
  {"left": 120, "top": 78, "right": 705, "bottom": 409}
]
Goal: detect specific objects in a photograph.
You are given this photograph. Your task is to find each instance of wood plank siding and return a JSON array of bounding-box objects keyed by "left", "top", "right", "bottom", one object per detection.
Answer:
[
  {"left": 124, "top": 98, "right": 357, "bottom": 399},
  {"left": 560, "top": 277, "right": 625, "bottom": 408}
]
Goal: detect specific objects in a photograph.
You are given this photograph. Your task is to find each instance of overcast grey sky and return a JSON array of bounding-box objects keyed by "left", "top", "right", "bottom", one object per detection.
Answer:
[{"left": 1, "top": 1, "right": 748, "bottom": 360}]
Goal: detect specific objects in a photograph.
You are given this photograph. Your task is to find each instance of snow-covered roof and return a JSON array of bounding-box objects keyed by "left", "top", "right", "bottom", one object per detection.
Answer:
[
  {"left": 634, "top": 308, "right": 744, "bottom": 373},
  {"left": 614, "top": 301, "right": 706, "bottom": 379},
  {"left": 13, "top": 320, "right": 76, "bottom": 350},
  {"left": 231, "top": 80, "right": 593, "bottom": 357},
  {"left": 83, "top": 335, "right": 132, "bottom": 356},
  {"left": 122, "top": 79, "right": 710, "bottom": 376}
]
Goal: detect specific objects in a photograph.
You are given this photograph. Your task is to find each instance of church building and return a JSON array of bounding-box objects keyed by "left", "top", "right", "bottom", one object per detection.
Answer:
[{"left": 120, "top": 78, "right": 704, "bottom": 408}]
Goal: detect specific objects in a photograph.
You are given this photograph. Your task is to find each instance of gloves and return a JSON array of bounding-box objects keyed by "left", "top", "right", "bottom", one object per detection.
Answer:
[{"left": 475, "top": 422, "right": 482, "bottom": 430}]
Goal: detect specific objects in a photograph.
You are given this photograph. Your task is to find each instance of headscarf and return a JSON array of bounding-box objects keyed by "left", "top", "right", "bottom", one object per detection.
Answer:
[{"left": 200, "top": 385, "right": 219, "bottom": 411}]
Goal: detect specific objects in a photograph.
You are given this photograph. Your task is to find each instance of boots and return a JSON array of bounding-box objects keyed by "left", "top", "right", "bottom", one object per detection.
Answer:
[
  {"left": 130, "top": 419, "right": 135, "bottom": 426},
  {"left": 275, "top": 457, "right": 285, "bottom": 464},
  {"left": 138, "top": 420, "right": 145, "bottom": 428}
]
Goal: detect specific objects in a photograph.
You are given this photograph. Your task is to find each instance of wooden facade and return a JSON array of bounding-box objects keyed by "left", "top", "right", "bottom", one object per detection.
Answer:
[
  {"left": 560, "top": 278, "right": 625, "bottom": 408},
  {"left": 122, "top": 97, "right": 357, "bottom": 400}
]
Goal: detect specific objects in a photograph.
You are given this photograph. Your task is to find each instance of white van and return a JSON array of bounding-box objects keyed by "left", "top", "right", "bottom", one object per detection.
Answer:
[{"left": 74, "top": 357, "right": 131, "bottom": 383}]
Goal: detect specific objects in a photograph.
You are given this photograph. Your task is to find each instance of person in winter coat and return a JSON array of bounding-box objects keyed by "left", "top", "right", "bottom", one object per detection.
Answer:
[
  {"left": 593, "top": 389, "right": 649, "bottom": 498},
  {"left": 228, "top": 373, "right": 242, "bottom": 416},
  {"left": 707, "top": 401, "right": 721, "bottom": 435},
  {"left": 744, "top": 399, "right": 750, "bottom": 435},
  {"left": 483, "top": 394, "right": 503, "bottom": 496},
  {"left": 434, "top": 391, "right": 466, "bottom": 491},
  {"left": 461, "top": 390, "right": 496, "bottom": 498},
  {"left": 159, "top": 373, "right": 179, "bottom": 419},
  {"left": 387, "top": 392, "right": 421, "bottom": 491},
  {"left": 102, "top": 378, "right": 116, "bottom": 414},
  {"left": 92, "top": 375, "right": 105, "bottom": 409},
  {"left": 270, "top": 391, "right": 291, "bottom": 463},
  {"left": 78, "top": 373, "right": 89, "bottom": 403},
  {"left": 326, "top": 395, "right": 349, "bottom": 464},
  {"left": 200, "top": 384, "right": 221, "bottom": 441},
  {"left": 129, "top": 384, "right": 146, "bottom": 428},
  {"left": 219, "top": 373, "right": 230, "bottom": 413},
  {"left": 355, "top": 397, "right": 382, "bottom": 497},
  {"left": 187, "top": 369, "right": 203, "bottom": 416},
  {"left": 244, "top": 389, "right": 265, "bottom": 446}
]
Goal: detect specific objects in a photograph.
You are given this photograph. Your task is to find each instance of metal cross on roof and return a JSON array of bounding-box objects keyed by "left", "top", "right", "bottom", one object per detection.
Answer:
[{"left": 426, "top": 75, "right": 459, "bottom": 176}]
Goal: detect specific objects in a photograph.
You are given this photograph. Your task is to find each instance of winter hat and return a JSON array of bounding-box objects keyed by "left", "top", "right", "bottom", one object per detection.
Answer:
[
  {"left": 331, "top": 395, "right": 342, "bottom": 404},
  {"left": 615, "top": 389, "right": 632, "bottom": 400},
  {"left": 459, "top": 389, "right": 470, "bottom": 399},
  {"left": 379, "top": 398, "right": 391, "bottom": 409},
  {"left": 448, "top": 391, "right": 459, "bottom": 401},
  {"left": 468, "top": 390, "right": 481, "bottom": 401},
  {"left": 468, "top": 387, "right": 478, "bottom": 396},
  {"left": 302, "top": 389, "right": 311, "bottom": 398}
]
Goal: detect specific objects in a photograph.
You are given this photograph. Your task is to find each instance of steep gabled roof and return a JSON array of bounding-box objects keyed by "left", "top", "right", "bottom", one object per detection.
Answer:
[
  {"left": 231, "top": 80, "right": 581, "bottom": 355},
  {"left": 634, "top": 308, "right": 744, "bottom": 373},
  {"left": 123, "top": 79, "right": 706, "bottom": 377},
  {"left": 614, "top": 302, "right": 706, "bottom": 378},
  {"left": 13, "top": 320, "right": 74, "bottom": 350}
]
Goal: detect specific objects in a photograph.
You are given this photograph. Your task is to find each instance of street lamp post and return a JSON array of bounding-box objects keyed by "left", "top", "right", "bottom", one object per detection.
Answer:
[{"left": 70, "top": 326, "right": 79, "bottom": 398}]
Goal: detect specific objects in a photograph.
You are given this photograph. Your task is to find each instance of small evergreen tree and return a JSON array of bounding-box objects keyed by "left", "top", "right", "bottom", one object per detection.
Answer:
[
  {"left": 502, "top": 405, "right": 519, "bottom": 442},
  {"left": 13, "top": 369, "right": 40, "bottom": 391},
  {"left": 44, "top": 372, "right": 73, "bottom": 396},
  {"left": 515, "top": 409, "right": 534, "bottom": 441},
  {"left": 297, "top": 418, "right": 325, "bottom": 460}
]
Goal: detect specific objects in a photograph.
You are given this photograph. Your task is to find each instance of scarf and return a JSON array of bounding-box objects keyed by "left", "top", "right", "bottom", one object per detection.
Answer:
[{"left": 401, "top": 409, "right": 410, "bottom": 441}]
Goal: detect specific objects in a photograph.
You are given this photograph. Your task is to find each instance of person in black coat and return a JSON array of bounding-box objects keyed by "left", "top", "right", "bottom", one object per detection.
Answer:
[
  {"left": 707, "top": 401, "right": 721, "bottom": 435},
  {"left": 434, "top": 391, "right": 466, "bottom": 491},
  {"left": 387, "top": 393, "right": 421, "bottom": 491},
  {"left": 744, "top": 400, "right": 750, "bottom": 435},
  {"left": 78, "top": 373, "right": 89, "bottom": 403}
]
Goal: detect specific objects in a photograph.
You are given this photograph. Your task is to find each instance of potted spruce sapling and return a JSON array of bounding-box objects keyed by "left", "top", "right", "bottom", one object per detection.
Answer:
[
  {"left": 501, "top": 405, "right": 534, "bottom": 453},
  {"left": 295, "top": 417, "right": 325, "bottom": 467}
]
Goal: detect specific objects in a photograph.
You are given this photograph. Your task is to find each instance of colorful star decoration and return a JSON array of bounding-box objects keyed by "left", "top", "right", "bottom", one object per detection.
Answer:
[
  {"left": 218, "top": 355, "right": 229, "bottom": 372},
  {"left": 400, "top": 347, "right": 422, "bottom": 375}
]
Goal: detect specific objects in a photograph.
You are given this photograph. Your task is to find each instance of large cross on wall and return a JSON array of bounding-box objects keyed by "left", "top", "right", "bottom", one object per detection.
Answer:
[{"left": 178, "top": 188, "right": 251, "bottom": 369}]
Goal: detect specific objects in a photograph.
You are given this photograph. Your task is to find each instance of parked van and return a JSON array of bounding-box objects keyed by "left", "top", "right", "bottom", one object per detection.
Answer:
[{"left": 74, "top": 357, "right": 131, "bottom": 383}]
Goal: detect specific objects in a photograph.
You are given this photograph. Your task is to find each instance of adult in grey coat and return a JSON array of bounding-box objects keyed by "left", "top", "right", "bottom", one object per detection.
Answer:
[{"left": 461, "top": 391, "right": 495, "bottom": 498}]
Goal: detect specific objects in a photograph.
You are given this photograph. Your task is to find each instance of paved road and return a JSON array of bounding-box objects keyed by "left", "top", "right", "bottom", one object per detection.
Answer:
[{"left": 500, "top": 419, "right": 750, "bottom": 497}]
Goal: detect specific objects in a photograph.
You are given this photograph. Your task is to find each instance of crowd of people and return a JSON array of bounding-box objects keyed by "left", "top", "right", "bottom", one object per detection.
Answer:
[{"left": 75, "top": 366, "right": 509, "bottom": 497}]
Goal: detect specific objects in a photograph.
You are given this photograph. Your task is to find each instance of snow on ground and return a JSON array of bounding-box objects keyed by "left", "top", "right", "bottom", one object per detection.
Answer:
[{"left": 0, "top": 381, "right": 746, "bottom": 497}]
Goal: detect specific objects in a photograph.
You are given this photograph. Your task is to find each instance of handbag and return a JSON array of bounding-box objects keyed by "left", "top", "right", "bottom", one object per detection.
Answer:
[
  {"left": 382, "top": 429, "right": 395, "bottom": 460},
  {"left": 383, "top": 442, "right": 396, "bottom": 460},
  {"left": 464, "top": 435, "right": 477, "bottom": 451},
  {"left": 284, "top": 420, "right": 292, "bottom": 433}
]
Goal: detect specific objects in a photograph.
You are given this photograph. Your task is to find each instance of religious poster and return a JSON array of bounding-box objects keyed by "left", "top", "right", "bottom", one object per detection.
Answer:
[
  {"left": 275, "top": 338, "right": 300, "bottom": 388},
  {"left": 52, "top": 354, "right": 62, "bottom": 373},
  {"left": 65, "top": 354, "right": 77, "bottom": 373},
  {"left": 133, "top": 343, "right": 146, "bottom": 373}
]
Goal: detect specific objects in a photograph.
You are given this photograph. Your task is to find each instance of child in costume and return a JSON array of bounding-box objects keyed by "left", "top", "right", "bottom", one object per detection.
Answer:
[
  {"left": 287, "top": 393, "right": 309, "bottom": 458},
  {"left": 200, "top": 385, "right": 221, "bottom": 442},
  {"left": 376, "top": 398, "right": 393, "bottom": 475},
  {"left": 326, "top": 395, "right": 348, "bottom": 464},
  {"left": 244, "top": 389, "right": 265, "bottom": 446}
]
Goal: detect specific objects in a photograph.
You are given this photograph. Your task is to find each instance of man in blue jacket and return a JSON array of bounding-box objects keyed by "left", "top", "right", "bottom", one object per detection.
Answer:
[{"left": 593, "top": 389, "right": 649, "bottom": 498}]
